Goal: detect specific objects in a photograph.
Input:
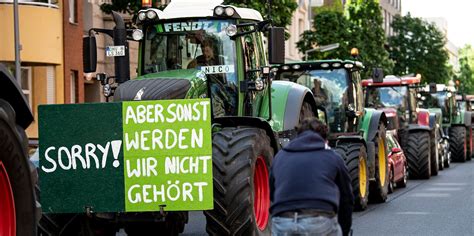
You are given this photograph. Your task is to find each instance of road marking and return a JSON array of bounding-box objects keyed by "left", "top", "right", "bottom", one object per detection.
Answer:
[
  {"left": 395, "top": 211, "right": 430, "bottom": 215},
  {"left": 409, "top": 193, "right": 451, "bottom": 197},
  {"left": 424, "top": 187, "right": 463, "bottom": 191},
  {"left": 431, "top": 183, "right": 468, "bottom": 186}
]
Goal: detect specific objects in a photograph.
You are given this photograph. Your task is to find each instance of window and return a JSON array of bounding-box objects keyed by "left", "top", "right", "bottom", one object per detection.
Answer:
[
  {"left": 20, "top": 67, "right": 32, "bottom": 105},
  {"left": 69, "top": 0, "right": 77, "bottom": 23},
  {"left": 70, "top": 70, "right": 77, "bottom": 103}
]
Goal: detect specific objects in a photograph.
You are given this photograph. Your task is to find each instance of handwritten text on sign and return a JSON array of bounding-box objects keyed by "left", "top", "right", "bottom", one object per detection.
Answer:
[
  {"left": 122, "top": 99, "right": 213, "bottom": 211},
  {"left": 38, "top": 99, "right": 213, "bottom": 213}
]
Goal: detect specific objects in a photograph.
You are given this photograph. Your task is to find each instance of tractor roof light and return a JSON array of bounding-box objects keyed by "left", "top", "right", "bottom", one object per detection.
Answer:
[
  {"left": 225, "top": 7, "right": 236, "bottom": 16},
  {"left": 137, "top": 11, "right": 147, "bottom": 22},
  {"left": 332, "top": 62, "right": 341, "bottom": 68},
  {"left": 142, "top": 0, "right": 152, "bottom": 8},
  {"left": 320, "top": 63, "right": 330, "bottom": 68},
  {"left": 282, "top": 65, "right": 290, "bottom": 70},
  {"left": 146, "top": 10, "right": 158, "bottom": 20},
  {"left": 214, "top": 6, "right": 225, "bottom": 16},
  {"left": 351, "top": 48, "right": 359, "bottom": 57},
  {"left": 344, "top": 63, "right": 354, "bottom": 69},
  {"left": 292, "top": 64, "right": 301, "bottom": 70}
]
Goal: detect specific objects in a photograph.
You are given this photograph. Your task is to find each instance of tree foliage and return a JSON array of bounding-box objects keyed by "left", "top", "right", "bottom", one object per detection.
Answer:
[
  {"left": 297, "top": 0, "right": 393, "bottom": 78},
  {"left": 455, "top": 45, "right": 474, "bottom": 94},
  {"left": 100, "top": 0, "right": 297, "bottom": 29},
  {"left": 388, "top": 14, "right": 450, "bottom": 84},
  {"left": 296, "top": 10, "right": 356, "bottom": 60},
  {"left": 347, "top": 0, "right": 393, "bottom": 76}
]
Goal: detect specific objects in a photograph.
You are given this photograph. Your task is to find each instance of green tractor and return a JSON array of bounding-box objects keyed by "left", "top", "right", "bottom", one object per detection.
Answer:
[
  {"left": 38, "top": 1, "right": 319, "bottom": 235},
  {"left": 418, "top": 83, "right": 470, "bottom": 162},
  {"left": 362, "top": 75, "right": 444, "bottom": 178},
  {"left": 274, "top": 60, "right": 390, "bottom": 211}
]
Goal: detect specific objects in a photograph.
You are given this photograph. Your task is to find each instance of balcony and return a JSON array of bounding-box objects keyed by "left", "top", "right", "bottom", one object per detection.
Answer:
[{"left": 0, "top": 0, "right": 62, "bottom": 64}]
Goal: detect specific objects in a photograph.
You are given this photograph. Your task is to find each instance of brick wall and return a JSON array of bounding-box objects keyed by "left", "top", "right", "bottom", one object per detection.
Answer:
[{"left": 63, "top": 0, "right": 84, "bottom": 103}]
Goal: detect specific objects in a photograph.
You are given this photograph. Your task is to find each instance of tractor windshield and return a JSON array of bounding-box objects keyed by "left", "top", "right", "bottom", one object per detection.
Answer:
[
  {"left": 419, "top": 92, "right": 450, "bottom": 122},
  {"left": 366, "top": 86, "right": 408, "bottom": 112},
  {"left": 280, "top": 68, "right": 349, "bottom": 132},
  {"left": 142, "top": 20, "right": 238, "bottom": 116}
]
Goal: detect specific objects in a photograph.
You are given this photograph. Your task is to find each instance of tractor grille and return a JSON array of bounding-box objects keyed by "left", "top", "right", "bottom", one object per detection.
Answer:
[{"left": 114, "top": 78, "right": 191, "bottom": 101}]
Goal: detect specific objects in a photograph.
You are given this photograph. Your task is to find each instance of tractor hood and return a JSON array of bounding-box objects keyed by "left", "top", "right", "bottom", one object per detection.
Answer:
[{"left": 114, "top": 69, "right": 207, "bottom": 101}]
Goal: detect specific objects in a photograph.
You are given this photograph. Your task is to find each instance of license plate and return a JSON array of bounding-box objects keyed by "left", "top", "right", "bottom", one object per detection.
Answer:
[{"left": 106, "top": 46, "right": 126, "bottom": 57}]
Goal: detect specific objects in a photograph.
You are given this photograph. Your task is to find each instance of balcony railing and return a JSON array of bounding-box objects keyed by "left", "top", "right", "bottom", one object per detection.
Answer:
[{"left": 0, "top": 0, "right": 59, "bottom": 9}]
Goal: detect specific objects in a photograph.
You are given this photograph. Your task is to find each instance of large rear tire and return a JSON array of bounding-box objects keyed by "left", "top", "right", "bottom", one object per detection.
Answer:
[
  {"left": 205, "top": 127, "right": 273, "bottom": 235},
  {"left": 405, "top": 131, "right": 431, "bottom": 179},
  {"left": 369, "top": 123, "right": 389, "bottom": 203},
  {"left": 449, "top": 126, "right": 467, "bottom": 162},
  {"left": 335, "top": 143, "right": 369, "bottom": 211},
  {"left": 0, "top": 99, "right": 37, "bottom": 236}
]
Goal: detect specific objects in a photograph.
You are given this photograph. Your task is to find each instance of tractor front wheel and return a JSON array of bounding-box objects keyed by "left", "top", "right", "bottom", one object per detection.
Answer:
[
  {"left": 369, "top": 123, "right": 389, "bottom": 203},
  {"left": 406, "top": 131, "right": 431, "bottom": 179},
  {"left": 335, "top": 142, "right": 369, "bottom": 211},
  {"left": 205, "top": 127, "right": 273, "bottom": 235},
  {"left": 430, "top": 128, "right": 439, "bottom": 176}
]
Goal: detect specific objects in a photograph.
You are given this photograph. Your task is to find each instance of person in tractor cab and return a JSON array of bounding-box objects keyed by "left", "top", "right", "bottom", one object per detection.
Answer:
[
  {"left": 270, "top": 118, "right": 354, "bottom": 236},
  {"left": 187, "top": 39, "right": 223, "bottom": 68}
]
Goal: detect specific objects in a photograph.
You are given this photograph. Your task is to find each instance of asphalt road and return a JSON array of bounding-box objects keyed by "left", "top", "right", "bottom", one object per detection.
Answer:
[
  {"left": 181, "top": 161, "right": 474, "bottom": 236},
  {"left": 352, "top": 161, "right": 474, "bottom": 236}
]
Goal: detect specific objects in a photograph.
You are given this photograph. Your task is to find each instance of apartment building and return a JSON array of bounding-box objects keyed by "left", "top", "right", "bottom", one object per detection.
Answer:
[{"left": 0, "top": 0, "right": 64, "bottom": 138}]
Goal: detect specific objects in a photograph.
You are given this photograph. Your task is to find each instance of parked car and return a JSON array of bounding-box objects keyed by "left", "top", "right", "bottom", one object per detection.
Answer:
[{"left": 387, "top": 131, "right": 408, "bottom": 193}]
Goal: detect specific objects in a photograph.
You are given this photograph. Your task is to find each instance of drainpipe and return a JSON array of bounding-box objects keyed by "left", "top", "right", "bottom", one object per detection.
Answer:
[{"left": 14, "top": 0, "right": 21, "bottom": 83}]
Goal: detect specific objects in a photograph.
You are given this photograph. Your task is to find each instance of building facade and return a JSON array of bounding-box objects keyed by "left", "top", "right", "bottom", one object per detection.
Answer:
[
  {"left": 285, "top": 0, "right": 312, "bottom": 61},
  {"left": 64, "top": 0, "right": 84, "bottom": 104},
  {"left": 424, "top": 17, "right": 459, "bottom": 71},
  {"left": 379, "top": 0, "right": 401, "bottom": 37},
  {"left": 0, "top": 0, "right": 64, "bottom": 139}
]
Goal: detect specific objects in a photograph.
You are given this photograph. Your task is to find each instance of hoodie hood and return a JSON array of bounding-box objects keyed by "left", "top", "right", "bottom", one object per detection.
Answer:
[{"left": 283, "top": 131, "right": 326, "bottom": 152}]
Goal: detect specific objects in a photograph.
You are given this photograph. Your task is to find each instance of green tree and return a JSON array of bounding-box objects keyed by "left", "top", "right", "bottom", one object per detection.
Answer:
[
  {"left": 296, "top": 9, "right": 356, "bottom": 60},
  {"left": 455, "top": 45, "right": 474, "bottom": 94},
  {"left": 347, "top": 0, "right": 393, "bottom": 77},
  {"left": 100, "top": 0, "right": 297, "bottom": 29},
  {"left": 388, "top": 14, "right": 450, "bottom": 84}
]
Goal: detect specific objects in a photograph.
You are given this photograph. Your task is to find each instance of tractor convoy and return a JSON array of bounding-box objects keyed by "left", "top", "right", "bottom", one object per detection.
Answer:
[{"left": 0, "top": 1, "right": 473, "bottom": 236}]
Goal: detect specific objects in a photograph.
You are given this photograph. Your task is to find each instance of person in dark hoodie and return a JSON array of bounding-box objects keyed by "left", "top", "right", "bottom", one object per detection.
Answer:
[{"left": 270, "top": 118, "right": 354, "bottom": 236}]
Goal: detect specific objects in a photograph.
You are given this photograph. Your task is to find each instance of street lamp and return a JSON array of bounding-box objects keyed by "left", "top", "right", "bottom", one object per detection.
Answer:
[{"left": 304, "top": 43, "right": 340, "bottom": 61}]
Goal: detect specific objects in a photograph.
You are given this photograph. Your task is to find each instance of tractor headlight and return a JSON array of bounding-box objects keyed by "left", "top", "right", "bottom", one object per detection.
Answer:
[
  {"left": 132, "top": 29, "right": 144, "bottom": 41},
  {"left": 225, "top": 24, "right": 237, "bottom": 37}
]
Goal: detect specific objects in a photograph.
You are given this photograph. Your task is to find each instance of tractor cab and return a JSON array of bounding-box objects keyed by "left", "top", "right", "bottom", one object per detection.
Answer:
[
  {"left": 83, "top": 0, "right": 285, "bottom": 119},
  {"left": 275, "top": 60, "right": 365, "bottom": 138},
  {"left": 418, "top": 84, "right": 456, "bottom": 126},
  {"left": 362, "top": 75, "right": 422, "bottom": 130}
]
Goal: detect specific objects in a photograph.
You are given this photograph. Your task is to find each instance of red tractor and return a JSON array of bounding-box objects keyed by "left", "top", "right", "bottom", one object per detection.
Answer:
[{"left": 362, "top": 75, "right": 441, "bottom": 179}]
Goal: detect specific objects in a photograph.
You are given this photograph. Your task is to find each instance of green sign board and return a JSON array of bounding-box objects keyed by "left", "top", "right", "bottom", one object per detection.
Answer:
[{"left": 39, "top": 99, "right": 213, "bottom": 213}]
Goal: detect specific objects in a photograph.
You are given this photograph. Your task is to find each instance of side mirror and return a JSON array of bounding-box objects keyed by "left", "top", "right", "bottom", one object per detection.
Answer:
[
  {"left": 83, "top": 35, "right": 97, "bottom": 73},
  {"left": 372, "top": 68, "right": 384, "bottom": 83},
  {"left": 268, "top": 27, "right": 285, "bottom": 65},
  {"left": 429, "top": 83, "right": 437, "bottom": 93},
  {"left": 391, "top": 147, "right": 402, "bottom": 153}
]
